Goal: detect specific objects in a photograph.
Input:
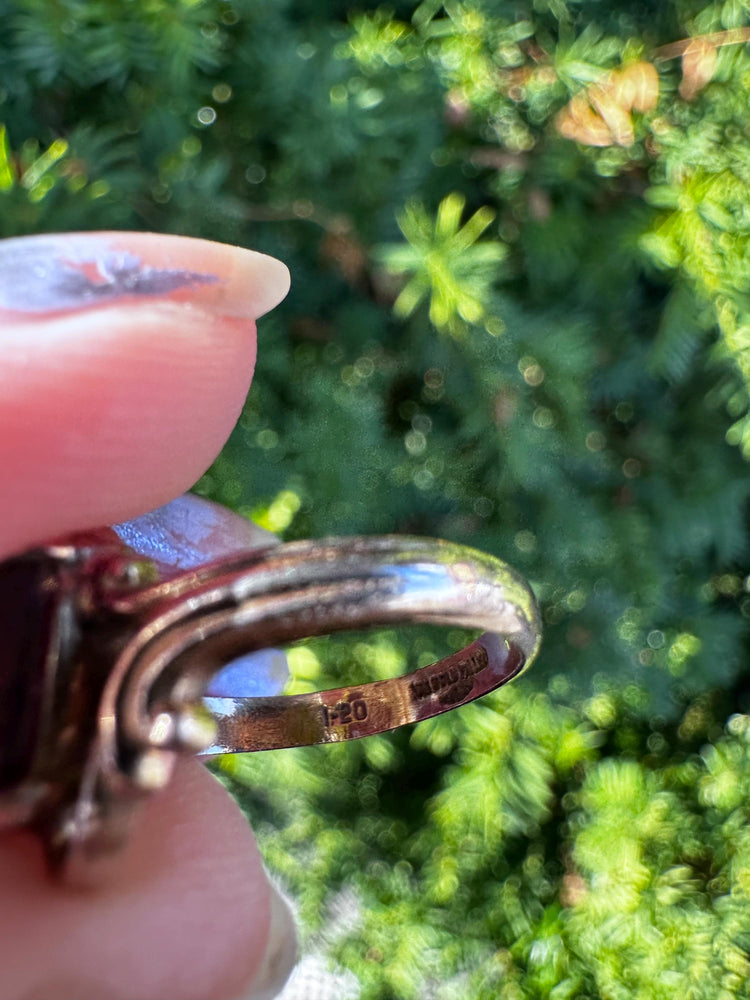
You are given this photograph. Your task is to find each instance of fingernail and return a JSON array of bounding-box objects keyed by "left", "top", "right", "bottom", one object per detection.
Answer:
[
  {"left": 241, "top": 883, "right": 298, "bottom": 1000},
  {"left": 0, "top": 232, "right": 289, "bottom": 320}
]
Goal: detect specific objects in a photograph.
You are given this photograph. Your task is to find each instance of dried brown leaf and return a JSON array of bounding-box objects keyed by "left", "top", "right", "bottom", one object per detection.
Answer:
[
  {"left": 555, "top": 91, "right": 613, "bottom": 147},
  {"left": 679, "top": 38, "right": 718, "bottom": 100},
  {"left": 589, "top": 82, "right": 635, "bottom": 147},
  {"left": 555, "top": 63, "right": 659, "bottom": 148},
  {"left": 616, "top": 61, "right": 660, "bottom": 112}
]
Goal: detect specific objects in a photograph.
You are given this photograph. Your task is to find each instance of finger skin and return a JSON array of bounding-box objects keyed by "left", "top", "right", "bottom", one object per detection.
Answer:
[
  {"left": 1, "top": 763, "right": 273, "bottom": 1000},
  {"left": 0, "top": 308, "right": 256, "bottom": 554},
  {"left": 0, "top": 232, "right": 290, "bottom": 557},
  {"left": 0, "top": 234, "right": 292, "bottom": 999}
]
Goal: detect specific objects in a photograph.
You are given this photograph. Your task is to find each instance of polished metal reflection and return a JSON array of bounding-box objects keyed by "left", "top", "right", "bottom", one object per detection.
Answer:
[{"left": 0, "top": 533, "right": 541, "bottom": 881}]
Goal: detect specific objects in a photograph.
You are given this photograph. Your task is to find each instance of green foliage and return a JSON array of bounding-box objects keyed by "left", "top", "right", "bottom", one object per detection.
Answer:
[
  {"left": 5, "top": 0, "right": 750, "bottom": 995},
  {"left": 376, "top": 192, "right": 506, "bottom": 336},
  {"left": 226, "top": 682, "right": 750, "bottom": 999}
]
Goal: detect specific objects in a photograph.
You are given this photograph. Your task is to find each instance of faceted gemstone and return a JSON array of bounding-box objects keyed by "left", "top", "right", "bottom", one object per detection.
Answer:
[
  {"left": 205, "top": 649, "right": 289, "bottom": 698},
  {"left": 113, "top": 494, "right": 277, "bottom": 573},
  {"left": 0, "top": 554, "right": 59, "bottom": 791}
]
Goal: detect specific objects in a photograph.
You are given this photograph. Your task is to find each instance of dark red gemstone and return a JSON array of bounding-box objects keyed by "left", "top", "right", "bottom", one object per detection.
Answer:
[{"left": 0, "top": 554, "right": 60, "bottom": 791}]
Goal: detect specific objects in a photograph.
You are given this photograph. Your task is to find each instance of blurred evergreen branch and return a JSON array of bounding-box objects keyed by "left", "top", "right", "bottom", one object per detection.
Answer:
[
  {"left": 4, "top": 0, "right": 750, "bottom": 995},
  {"left": 375, "top": 192, "right": 506, "bottom": 336}
]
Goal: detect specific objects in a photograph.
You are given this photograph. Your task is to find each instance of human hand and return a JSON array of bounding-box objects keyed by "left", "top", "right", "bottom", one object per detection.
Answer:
[{"left": 0, "top": 232, "right": 295, "bottom": 1000}]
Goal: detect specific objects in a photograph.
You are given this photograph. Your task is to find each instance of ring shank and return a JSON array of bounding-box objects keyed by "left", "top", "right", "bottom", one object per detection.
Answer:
[
  {"left": 106, "top": 535, "right": 541, "bottom": 759},
  {"left": 201, "top": 633, "right": 525, "bottom": 753},
  {"left": 0, "top": 532, "right": 540, "bottom": 882}
]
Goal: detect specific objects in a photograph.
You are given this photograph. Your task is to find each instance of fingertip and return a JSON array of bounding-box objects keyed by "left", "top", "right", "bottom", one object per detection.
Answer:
[
  {"left": 0, "top": 307, "right": 258, "bottom": 555},
  {"left": 0, "top": 232, "right": 291, "bottom": 556}
]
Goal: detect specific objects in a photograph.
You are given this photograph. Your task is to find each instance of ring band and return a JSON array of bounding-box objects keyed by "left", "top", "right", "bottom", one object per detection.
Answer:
[
  {"left": 202, "top": 632, "right": 525, "bottom": 754},
  {"left": 0, "top": 532, "right": 541, "bottom": 880}
]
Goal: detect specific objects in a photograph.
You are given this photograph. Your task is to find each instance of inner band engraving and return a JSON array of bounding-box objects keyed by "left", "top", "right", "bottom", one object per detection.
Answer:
[
  {"left": 409, "top": 646, "right": 488, "bottom": 706},
  {"left": 321, "top": 696, "right": 369, "bottom": 729},
  {"left": 200, "top": 640, "right": 524, "bottom": 754}
]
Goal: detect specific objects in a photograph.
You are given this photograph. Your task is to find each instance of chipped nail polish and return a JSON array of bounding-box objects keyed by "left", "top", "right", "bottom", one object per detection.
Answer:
[
  {"left": 0, "top": 237, "right": 218, "bottom": 313},
  {"left": 0, "top": 232, "right": 290, "bottom": 320}
]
